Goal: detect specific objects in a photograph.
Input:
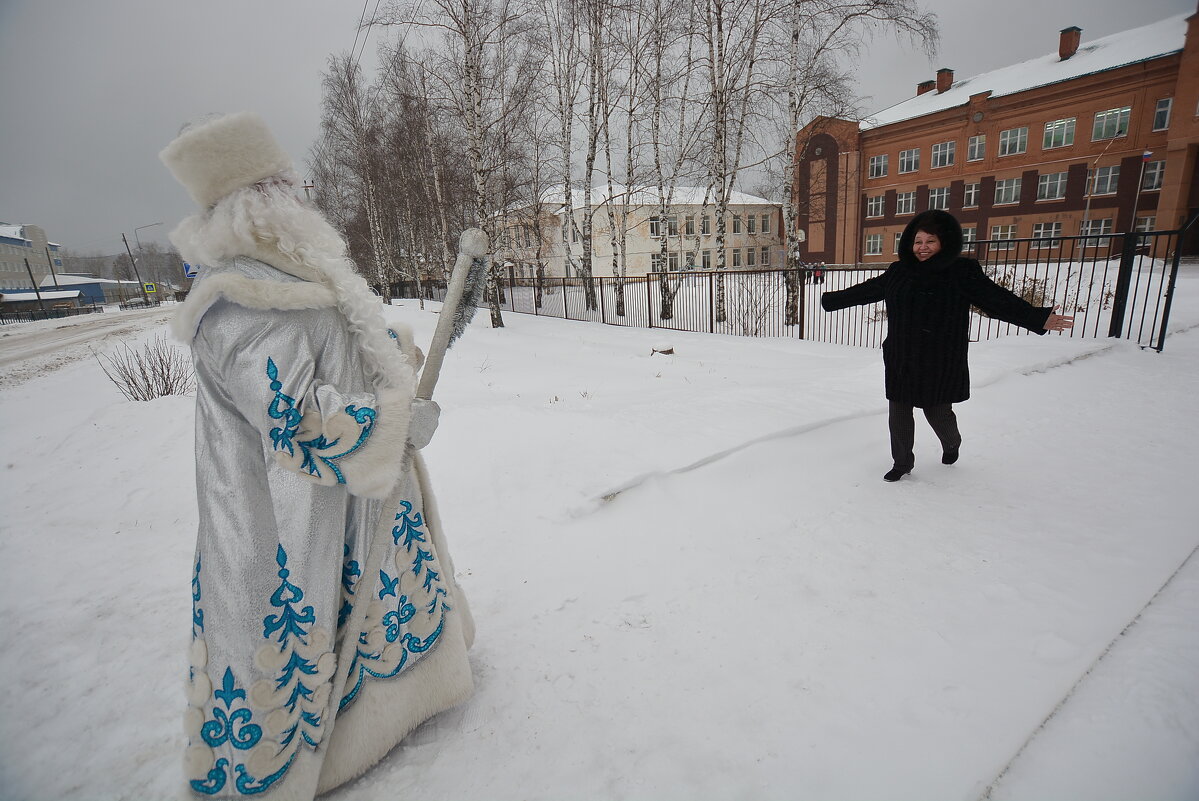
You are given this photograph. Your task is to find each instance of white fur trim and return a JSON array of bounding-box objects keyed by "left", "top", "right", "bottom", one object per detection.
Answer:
[
  {"left": 172, "top": 272, "right": 336, "bottom": 342},
  {"left": 160, "top": 112, "right": 292, "bottom": 209},
  {"left": 334, "top": 386, "right": 413, "bottom": 499},
  {"left": 315, "top": 609, "right": 474, "bottom": 794}
]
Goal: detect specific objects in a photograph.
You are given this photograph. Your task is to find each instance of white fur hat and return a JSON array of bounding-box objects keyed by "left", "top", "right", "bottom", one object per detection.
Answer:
[{"left": 160, "top": 112, "right": 292, "bottom": 208}]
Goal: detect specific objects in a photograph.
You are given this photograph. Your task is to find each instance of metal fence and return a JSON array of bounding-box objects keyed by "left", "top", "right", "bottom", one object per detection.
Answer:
[
  {"left": 396, "top": 223, "right": 1194, "bottom": 352},
  {"left": 0, "top": 305, "right": 105, "bottom": 326}
]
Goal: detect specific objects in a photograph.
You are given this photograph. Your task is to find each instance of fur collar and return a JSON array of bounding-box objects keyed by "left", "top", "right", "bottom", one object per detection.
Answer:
[{"left": 172, "top": 260, "right": 336, "bottom": 342}]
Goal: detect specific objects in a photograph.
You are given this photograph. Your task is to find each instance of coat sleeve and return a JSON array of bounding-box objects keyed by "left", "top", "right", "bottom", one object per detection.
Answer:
[
  {"left": 820, "top": 267, "right": 890, "bottom": 311},
  {"left": 197, "top": 302, "right": 414, "bottom": 500},
  {"left": 959, "top": 259, "right": 1052, "bottom": 334}
]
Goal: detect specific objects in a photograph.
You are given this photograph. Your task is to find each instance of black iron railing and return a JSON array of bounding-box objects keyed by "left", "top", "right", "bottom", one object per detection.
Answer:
[{"left": 395, "top": 222, "right": 1194, "bottom": 351}]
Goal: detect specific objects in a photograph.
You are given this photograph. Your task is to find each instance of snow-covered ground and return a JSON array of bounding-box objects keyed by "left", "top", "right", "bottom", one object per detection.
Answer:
[{"left": 1, "top": 276, "right": 1197, "bottom": 800}]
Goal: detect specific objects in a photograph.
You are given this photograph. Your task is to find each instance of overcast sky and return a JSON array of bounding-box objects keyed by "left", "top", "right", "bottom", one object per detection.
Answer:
[{"left": 0, "top": 0, "right": 1192, "bottom": 254}]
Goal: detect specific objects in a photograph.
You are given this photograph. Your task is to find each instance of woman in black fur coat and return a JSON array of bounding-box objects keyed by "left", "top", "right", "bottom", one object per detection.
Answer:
[{"left": 820, "top": 210, "right": 1074, "bottom": 482}]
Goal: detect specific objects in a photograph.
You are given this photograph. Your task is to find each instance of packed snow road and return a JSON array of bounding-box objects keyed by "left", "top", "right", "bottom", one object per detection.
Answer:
[{"left": 0, "top": 306, "right": 174, "bottom": 388}]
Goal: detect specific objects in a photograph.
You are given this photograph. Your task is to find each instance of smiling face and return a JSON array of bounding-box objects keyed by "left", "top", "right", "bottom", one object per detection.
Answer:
[{"left": 912, "top": 230, "right": 942, "bottom": 262}]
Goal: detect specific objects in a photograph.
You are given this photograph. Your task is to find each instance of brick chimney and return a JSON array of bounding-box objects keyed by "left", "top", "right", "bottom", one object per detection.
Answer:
[
  {"left": 936, "top": 68, "right": 953, "bottom": 93},
  {"left": 917, "top": 79, "right": 936, "bottom": 95},
  {"left": 1059, "top": 26, "right": 1081, "bottom": 60}
]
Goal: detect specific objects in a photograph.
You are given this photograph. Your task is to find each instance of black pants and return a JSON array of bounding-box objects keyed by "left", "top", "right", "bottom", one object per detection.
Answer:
[{"left": 888, "top": 401, "right": 961, "bottom": 469}]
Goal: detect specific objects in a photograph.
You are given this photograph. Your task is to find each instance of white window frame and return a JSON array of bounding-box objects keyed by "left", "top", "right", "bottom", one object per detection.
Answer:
[
  {"left": 864, "top": 233, "right": 883, "bottom": 255},
  {"left": 1042, "top": 118, "right": 1075, "bottom": 149},
  {"left": 990, "top": 224, "right": 1018, "bottom": 250},
  {"left": 1089, "top": 165, "right": 1120, "bottom": 195},
  {"left": 732, "top": 215, "right": 742, "bottom": 234},
  {"left": 967, "top": 134, "right": 985, "bottom": 162},
  {"left": 961, "top": 226, "right": 977, "bottom": 244},
  {"left": 963, "top": 182, "right": 980, "bottom": 208},
  {"left": 866, "top": 195, "right": 885, "bottom": 218},
  {"left": 747, "top": 214, "right": 757, "bottom": 234},
  {"left": 1081, "top": 218, "right": 1113, "bottom": 248},
  {"left": 994, "top": 177, "right": 1022, "bottom": 205},
  {"left": 649, "top": 216, "right": 662, "bottom": 237},
  {"left": 651, "top": 252, "right": 664, "bottom": 271},
  {"left": 701, "top": 215, "right": 711, "bottom": 235},
  {"left": 1037, "top": 171, "right": 1068, "bottom": 201},
  {"left": 899, "top": 148, "right": 920, "bottom": 174},
  {"left": 1153, "top": 98, "right": 1172, "bottom": 132},
  {"left": 928, "top": 187, "right": 950, "bottom": 210},
  {"left": 760, "top": 213, "right": 769, "bottom": 231},
  {"left": 895, "top": 191, "right": 916, "bottom": 215},
  {"left": 893, "top": 232, "right": 903, "bottom": 254},
  {"left": 1092, "top": 106, "right": 1130, "bottom": 141},
  {"left": 685, "top": 216, "right": 696, "bottom": 236},
  {"left": 931, "top": 141, "right": 955, "bottom": 168},
  {"left": 760, "top": 246, "right": 770, "bottom": 266},
  {"left": 868, "top": 154, "right": 889, "bottom": 178},
  {"left": 731, "top": 248, "right": 742, "bottom": 267},
  {"left": 1141, "top": 160, "right": 1165, "bottom": 191},
  {"left": 746, "top": 248, "right": 756, "bottom": 267},
  {"left": 998, "top": 127, "right": 1028, "bottom": 156},
  {"left": 702, "top": 249, "right": 712, "bottom": 269},
  {"left": 1031, "top": 222, "right": 1062, "bottom": 249}
]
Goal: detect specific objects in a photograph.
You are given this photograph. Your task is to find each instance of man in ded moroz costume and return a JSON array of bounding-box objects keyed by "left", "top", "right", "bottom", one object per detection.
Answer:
[{"left": 162, "top": 112, "right": 476, "bottom": 799}]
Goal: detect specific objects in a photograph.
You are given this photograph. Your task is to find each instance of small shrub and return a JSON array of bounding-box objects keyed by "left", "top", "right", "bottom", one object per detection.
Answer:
[{"left": 96, "top": 335, "right": 196, "bottom": 401}]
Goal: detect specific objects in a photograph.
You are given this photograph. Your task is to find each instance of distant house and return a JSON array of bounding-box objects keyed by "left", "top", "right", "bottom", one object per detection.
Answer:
[
  {"left": 0, "top": 289, "right": 82, "bottom": 312},
  {"left": 37, "top": 273, "right": 144, "bottom": 304},
  {"left": 496, "top": 185, "right": 784, "bottom": 278},
  {"left": 792, "top": 9, "right": 1199, "bottom": 264},
  {"left": 0, "top": 223, "right": 65, "bottom": 290}
]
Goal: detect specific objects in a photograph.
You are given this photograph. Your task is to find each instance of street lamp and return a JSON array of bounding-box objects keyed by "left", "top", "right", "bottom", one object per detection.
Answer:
[{"left": 120, "top": 222, "right": 162, "bottom": 306}]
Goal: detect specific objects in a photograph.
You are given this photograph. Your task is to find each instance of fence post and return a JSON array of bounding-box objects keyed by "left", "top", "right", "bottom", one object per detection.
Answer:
[
  {"left": 646, "top": 274, "right": 654, "bottom": 328},
  {"left": 708, "top": 272, "right": 715, "bottom": 333},
  {"left": 797, "top": 270, "right": 807, "bottom": 340},
  {"left": 599, "top": 276, "right": 607, "bottom": 324},
  {"left": 563, "top": 278, "right": 570, "bottom": 319},
  {"left": 1107, "top": 233, "right": 1139, "bottom": 338}
]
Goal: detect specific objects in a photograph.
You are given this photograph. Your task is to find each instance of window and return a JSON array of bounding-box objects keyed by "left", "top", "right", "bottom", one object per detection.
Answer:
[
  {"left": 990, "top": 224, "right": 1018, "bottom": 250},
  {"left": 998, "top": 126, "right": 1028, "bottom": 156},
  {"left": 1031, "top": 222, "right": 1062, "bottom": 248},
  {"left": 994, "top": 177, "right": 1022, "bottom": 205},
  {"left": 896, "top": 191, "right": 916, "bottom": 215},
  {"left": 961, "top": 226, "right": 977, "bottom": 244},
  {"left": 899, "top": 148, "right": 920, "bottom": 173},
  {"left": 761, "top": 246, "right": 770, "bottom": 265},
  {"left": 732, "top": 215, "right": 742, "bottom": 234},
  {"left": 747, "top": 214, "right": 757, "bottom": 234},
  {"left": 732, "top": 248, "right": 742, "bottom": 267},
  {"left": 1081, "top": 218, "right": 1113, "bottom": 248},
  {"left": 668, "top": 252, "right": 679, "bottom": 271},
  {"left": 651, "top": 252, "right": 664, "bottom": 271},
  {"left": 928, "top": 187, "right": 950, "bottom": 210},
  {"left": 866, "top": 195, "right": 885, "bottom": 218},
  {"left": 572, "top": 224, "right": 580, "bottom": 243},
  {"left": 1089, "top": 165, "right": 1120, "bottom": 195},
  {"left": 1135, "top": 216, "right": 1156, "bottom": 246},
  {"left": 685, "top": 216, "right": 696, "bottom": 236},
  {"left": 894, "top": 232, "right": 903, "bottom": 254},
  {"left": 1042, "top": 118, "right": 1076, "bottom": 149},
  {"left": 649, "top": 216, "right": 661, "bottom": 237},
  {"left": 865, "top": 234, "right": 883, "bottom": 255},
  {"left": 760, "top": 213, "right": 769, "bottom": 231},
  {"left": 869, "top": 154, "right": 889, "bottom": 178},
  {"left": 702, "top": 250, "right": 712, "bottom": 269},
  {"left": 668, "top": 215, "right": 679, "bottom": 236},
  {"left": 967, "top": 134, "right": 985, "bottom": 162},
  {"left": 1092, "top": 106, "right": 1130, "bottom": 141},
  {"left": 524, "top": 225, "right": 532, "bottom": 247},
  {"left": 1142, "top": 160, "right": 1165, "bottom": 191},
  {"left": 1153, "top": 98, "right": 1172, "bottom": 131},
  {"left": 746, "top": 249, "right": 756, "bottom": 267},
  {"left": 963, "top": 182, "right": 980, "bottom": 207},
  {"left": 1037, "top": 171, "right": 1068, "bottom": 200},
  {"left": 931, "top": 141, "right": 955, "bottom": 168},
  {"left": 701, "top": 215, "right": 711, "bottom": 235}
]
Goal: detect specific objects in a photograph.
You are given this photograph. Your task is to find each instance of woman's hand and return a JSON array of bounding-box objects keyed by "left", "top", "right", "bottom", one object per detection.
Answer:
[{"left": 1044, "top": 307, "right": 1075, "bottom": 332}]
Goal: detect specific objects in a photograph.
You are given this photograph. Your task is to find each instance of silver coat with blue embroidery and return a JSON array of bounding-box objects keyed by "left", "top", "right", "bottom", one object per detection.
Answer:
[{"left": 179, "top": 257, "right": 475, "bottom": 800}]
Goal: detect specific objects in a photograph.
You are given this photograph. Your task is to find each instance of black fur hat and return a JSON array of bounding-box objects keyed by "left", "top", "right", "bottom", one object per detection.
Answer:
[{"left": 897, "top": 209, "right": 963, "bottom": 263}]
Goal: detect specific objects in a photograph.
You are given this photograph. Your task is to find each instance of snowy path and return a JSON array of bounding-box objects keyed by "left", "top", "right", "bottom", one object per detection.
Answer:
[{"left": 0, "top": 286, "right": 1196, "bottom": 800}]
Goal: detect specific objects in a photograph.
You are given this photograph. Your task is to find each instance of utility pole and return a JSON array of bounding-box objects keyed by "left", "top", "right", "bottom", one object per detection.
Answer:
[
  {"left": 23, "top": 258, "right": 47, "bottom": 312},
  {"left": 121, "top": 233, "right": 151, "bottom": 305},
  {"left": 44, "top": 246, "right": 61, "bottom": 289}
]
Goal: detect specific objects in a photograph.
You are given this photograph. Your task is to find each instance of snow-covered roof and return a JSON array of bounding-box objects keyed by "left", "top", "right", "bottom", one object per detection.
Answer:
[
  {"left": 38, "top": 274, "right": 137, "bottom": 288},
  {"left": 527, "top": 184, "right": 778, "bottom": 214},
  {"left": 861, "top": 13, "right": 1189, "bottom": 130},
  {"left": 0, "top": 224, "right": 29, "bottom": 241},
  {"left": 0, "top": 290, "right": 81, "bottom": 302}
]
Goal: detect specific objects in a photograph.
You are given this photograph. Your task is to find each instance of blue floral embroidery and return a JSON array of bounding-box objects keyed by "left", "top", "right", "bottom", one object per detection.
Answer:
[
  {"left": 339, "top": 501, "right": 449, "bottom": 710},
  {"left": 192, "top": 554, "right": 204, "bottom": 636},
  {"left": 265, "top": 358, "right": 301, "bottom": 456},
  {"left": 190, "top": 758, "right": 229, "bottom": 795},
  {"left": 294, "top": 404, "right": 377, "bottom": 484},
  {"left": 202, "top": 669, "right": 262, "bottom": 750}
]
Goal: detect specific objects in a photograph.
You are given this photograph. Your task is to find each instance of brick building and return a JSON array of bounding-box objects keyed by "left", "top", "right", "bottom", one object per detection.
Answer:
[{"left": 792, "top": 6, "right": 1199, "bottom": 264}]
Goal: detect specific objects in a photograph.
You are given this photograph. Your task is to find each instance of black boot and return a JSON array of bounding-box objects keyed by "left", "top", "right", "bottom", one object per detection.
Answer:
[
  {"left": 883, "top": 466, "right": 911, "bottom": 482},
  {"left": 942, "top": 447, "right": 959, "bottom": 465}
]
